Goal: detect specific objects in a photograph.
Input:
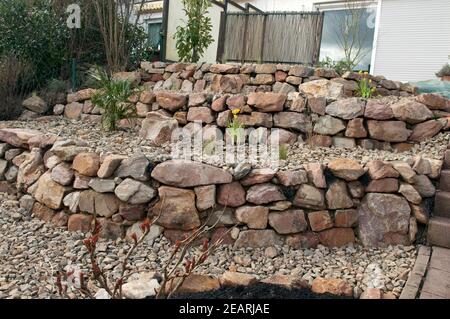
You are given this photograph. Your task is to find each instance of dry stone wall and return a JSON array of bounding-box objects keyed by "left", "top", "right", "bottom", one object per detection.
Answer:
[
  {"left": 0, "top": 127, "right": 441, "bottom": 248},
  {"left": 39, "top": 62, "right": 450, "bottom": 152}
]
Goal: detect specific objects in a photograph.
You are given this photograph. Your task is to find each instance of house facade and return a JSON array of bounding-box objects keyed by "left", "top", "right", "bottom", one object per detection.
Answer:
[{"left": 138, "top": 0, "right": 450, "bottom": 82}]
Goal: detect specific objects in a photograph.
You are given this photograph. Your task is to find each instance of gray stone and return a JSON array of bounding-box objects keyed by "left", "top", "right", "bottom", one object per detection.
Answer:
[{"left": 115, "top": 178, "right": 156, "bottom": 204}]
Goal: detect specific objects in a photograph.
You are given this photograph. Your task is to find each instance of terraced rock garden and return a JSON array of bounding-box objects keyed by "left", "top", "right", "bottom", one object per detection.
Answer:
[{"left": 1, "top": 62, "right": 450, "bottom": 299}]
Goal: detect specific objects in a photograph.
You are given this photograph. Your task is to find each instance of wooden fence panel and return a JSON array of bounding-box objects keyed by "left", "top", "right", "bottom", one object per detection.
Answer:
[{"left": 222, "top": 12, "right": 324, "bottom": 65}]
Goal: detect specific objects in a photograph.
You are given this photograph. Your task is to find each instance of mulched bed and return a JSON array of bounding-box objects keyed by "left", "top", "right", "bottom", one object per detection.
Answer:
[{"left": 171, "top": 283, "right": 352, "bottom": 299}]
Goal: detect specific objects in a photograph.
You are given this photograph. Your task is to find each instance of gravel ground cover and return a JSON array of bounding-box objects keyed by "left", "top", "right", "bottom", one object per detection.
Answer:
[
  {"left": 0, "top": 192, "right": 417, "bottom": 299},
  {"left": 1, "top": 117, "right": 449, "bottom": 170}
]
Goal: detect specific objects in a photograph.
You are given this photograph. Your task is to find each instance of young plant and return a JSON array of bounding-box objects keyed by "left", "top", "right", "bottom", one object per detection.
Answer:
[
  {"left": 356, "top": 71, "right": 376, "bottom": 98},
  {"left": 55, "top": 204, "right": 229, "bottom": 299},
  {"left": 174, "top": 0, "right": 214, "bottom": 63},
  {"left": 279, "top": 144, "right": 288, "bottom": 160},
  {"left": 55, "top": 216, "right": 157, "bottom": 299},
  {"left": 90, "top": 70, "right": 139, "bottom": 131},
  {"left": 227, "top": 108, "right": 244, "bottom": 144},
  {"left": 156, "top": 212, "right": 231, "bottom": 299}
]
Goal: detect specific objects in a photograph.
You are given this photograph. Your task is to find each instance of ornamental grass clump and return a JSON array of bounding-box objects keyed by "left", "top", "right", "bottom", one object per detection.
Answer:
[
  {"left": 90, "top": 70, "right": 139, "bottom": 131},
  {"left": 356, "top": 71, "right": 376, "bottom": 98}
]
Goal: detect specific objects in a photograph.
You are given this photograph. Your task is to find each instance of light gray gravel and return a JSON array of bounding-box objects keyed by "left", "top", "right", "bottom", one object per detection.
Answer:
[
  {"left": 0, "top": 192, "right": 417, "bottom": 299},
  {"left": 2, "top": 117, "right": 449, "bottom": 171}
]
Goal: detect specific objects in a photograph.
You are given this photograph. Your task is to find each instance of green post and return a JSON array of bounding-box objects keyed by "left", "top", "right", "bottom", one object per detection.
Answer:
[{"left": 71, "top": 58, "right": 77, "bottom": 92}]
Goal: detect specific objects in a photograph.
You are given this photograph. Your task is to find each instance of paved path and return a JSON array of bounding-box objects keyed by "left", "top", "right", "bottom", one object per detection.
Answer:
[
  {"left": 419, "top": 247, "right": 450, "bottom": 299},
  {"left": 400, "top": 245, "right": 450, "bottom": 299}
]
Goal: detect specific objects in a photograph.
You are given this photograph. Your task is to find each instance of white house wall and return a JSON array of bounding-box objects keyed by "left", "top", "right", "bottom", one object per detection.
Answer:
[
  {"left": 165, "top": 0, "right": 224, "bottom": 63},
  {"left": 372, "top": 0, "right": 450, "bottom": 82}
]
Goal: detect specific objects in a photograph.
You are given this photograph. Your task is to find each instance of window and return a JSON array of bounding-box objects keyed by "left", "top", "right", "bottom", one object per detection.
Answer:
[
  {"left": 317, "top": 2, "right": 377, "bottom": 71},
  {"left": 147, "top": 19, "right": 162, "bottom": 50}
]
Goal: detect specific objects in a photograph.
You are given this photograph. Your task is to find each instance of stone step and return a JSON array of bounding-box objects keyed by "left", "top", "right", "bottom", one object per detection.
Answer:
[
  {"left": 434, "top": 191, "right": 450, "bottom": 218},
  {"left": 427, "top": 217, "right": 450, "bottom": 248},
  {"left": 438, "top": 170, "right": 450, "bottom": 192}
]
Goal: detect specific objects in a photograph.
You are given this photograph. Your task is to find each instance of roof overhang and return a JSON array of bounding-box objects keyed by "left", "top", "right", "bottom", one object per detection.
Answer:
[{"left": 135, "top": 1, "right": 164, "bottom": 14}]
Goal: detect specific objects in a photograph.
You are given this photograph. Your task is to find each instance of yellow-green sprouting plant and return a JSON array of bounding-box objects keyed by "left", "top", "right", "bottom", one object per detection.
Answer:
[
  {"left": 227, "top": 108, "right": 244, "bottom": 143},
  {"left": 356, "top": 70, "right": 376, "bottom": 98},
  {"left": 279, "top": 144, "right": 288, "bottom": 160}
]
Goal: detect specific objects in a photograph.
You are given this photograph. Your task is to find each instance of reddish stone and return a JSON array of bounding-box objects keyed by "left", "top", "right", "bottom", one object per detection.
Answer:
[
  {"left": 226, "top": 95, "right": 246, "bottom": 110},
  {"left": 211, "top": 74, "right": 244, "bottom": 94},
  {"left": 240, "top": 168, "right": 276, "bottom": 186},
  {"left": 209, "top": 64, "right": 240, "bottom": 74},
  {"left": 311, "top": 277, "right": 353, "bottom": 296},
  {"left": 247, "top": 92, "right": 286, "bottom": 112},
  {"left": 52, "top": 212, "right": 69, "bottom": 227},
  {"left": 119, "top": 204, "right": 146, "bottom": 221},
  {"left": 366, "top": 178, "right": 399, "bottom": 193},
  {"left": 32, "top": 202, "right": 55, "bottom": 222},
  {"left": 68, "top": 214, "right": 94, "bottom": 233},
  {"left": 318, "top": 228, "right": 355, "bottom": 247},
  {"left": 409, "top": 120, "right": 443, "bottom": 142},
  {"left": 327, "top": 158, "right": 365, "bottom": 181},
  {"left": 345, "top": 118, "right": 367, "bottom": 138},
  {"left": 286, "top": 232, "right": 320, "bottom": 249},
  {"left": 217, "top": 182, "right": 246, "bottom": 208},
  {"left": 211, "top": 227, "right": 235, "bottom": 246},
  {"left": 360, "top": 288, "right": 382, "bottom": 299},
  {"left": 364, "top": 100, "right": 394, "bottom": 120},
  {"left": 72, "top": 153, "right": 100, "bottom": 177},
  {"left": 220, "top": 271, "right": 257, "bottom": 286},
  {"left": 416, "top": 93, "right": 448, "bottom": 110},
  {"left": 367, "top": 120, "right": 411, "bottom": 142},
  {"left": 366, "top": 160, "right": 399, "bottom": 180},
  {"left": 308, "top": 211, "right": 333, "bottom": 231},
  {"left": 308, "top": 97, "right": 327, "bottom": 115},
  {"left": 309, "top": 135, "right": 333, "bottom": 147},
  {"left": 276, "top": 170, "right": 308, "bottom": 186},
  {"left": 235, "top": 206, "right": 269, "bottom": 229},
  {"left": 268, "top": 210, "right": 308, "bottom": 234},
  {"left": 246, "top": 183, "right": 286, "bottom": 205},
  {"left": 211, "top": 95, "right": 228, "bottom": 112},
  {"left": 155, "top": 91, "right": 187, "bottom": 111},
  {"left": 150, "top": 186, "right": 200, "bottom": 230},
  {"left": 335, "top": 209, "right": 358, "bottom": 227},
  {"left": 275, "top": 71, "right": 288, "bottom": 82}
]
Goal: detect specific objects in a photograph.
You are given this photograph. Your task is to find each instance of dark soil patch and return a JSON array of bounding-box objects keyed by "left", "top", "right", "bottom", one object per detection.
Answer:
[{"left": 171, "top": 283, "right": 353, "bottom": 299}]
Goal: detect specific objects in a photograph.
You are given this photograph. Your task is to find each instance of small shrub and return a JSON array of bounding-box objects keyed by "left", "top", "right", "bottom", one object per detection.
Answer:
[
  {"left": 316, "top": 57, "right": 353, "bottom": 75},
  {"left": 0, "top": 55, "right": 33, "bottom": 120},
  {"left": 356, "top": 71, "right": 376, "bottom": 98},
  {"left": 0, "top": 0, "right": 70, "bottom": 89},
  {"left": 46, "top": 78, "right": 67, "bottom": 93},
  {"left": 56, "top": 207, "right": 229, "bottom": 299},
  {"left": 90, "top": 70, "right": 139, "bottom": 131},
  {"left": 437, "top": 64, "right": 450, "bottom": 77},
  {"left": 174, "top": 0, "right": 214, "bottom": 63}
]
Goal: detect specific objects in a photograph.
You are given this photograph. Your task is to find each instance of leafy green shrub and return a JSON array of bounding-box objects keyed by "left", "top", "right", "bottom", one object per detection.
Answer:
[
  {"left": 0, "top": 55, "right": 33, "bottom": 120},
  {"left": 0, "top": 0, "right": 70, "bottom": 89},
  {"left": 46, "top": 78, "right": 67, "bottom": 93},
  {"left": 174, "top": 0, "right": 214, "bottom": 63},
  {"left": 91, "top": 70, "right": 139, "bottom": 131},
  {"left": 316, "top": 57, "right": 353, "bottom": 75}
]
